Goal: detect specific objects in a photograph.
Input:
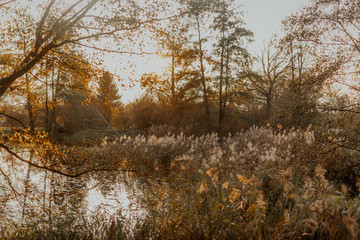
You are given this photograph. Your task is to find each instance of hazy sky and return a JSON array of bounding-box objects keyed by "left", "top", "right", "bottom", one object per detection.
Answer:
[
  {"left": 118, "top": 0, "right": 313, "bottom": 102},
  {"left": 242, "top": 0, "right": 311, "bottom": 53}
]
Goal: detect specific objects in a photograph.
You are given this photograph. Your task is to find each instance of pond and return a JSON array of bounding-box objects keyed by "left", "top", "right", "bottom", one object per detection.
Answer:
[{"left": 0, "top": 151, "right": 145, "bottom": 237}]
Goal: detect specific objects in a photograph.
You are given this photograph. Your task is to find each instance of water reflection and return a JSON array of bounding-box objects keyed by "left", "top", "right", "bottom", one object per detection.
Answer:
[
  {"left": 0, "top": 152, "right": 143, "bottom": 235},
  {"left": 86, "top": 175, "right": 144, "bottom": 220}
]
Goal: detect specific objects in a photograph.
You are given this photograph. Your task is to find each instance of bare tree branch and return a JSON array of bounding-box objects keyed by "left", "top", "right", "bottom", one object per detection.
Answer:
[
  {"left": 0, "top": 143, "right": 136, "bottom": 178},
  {"left": 73, "top": 42, "right": 157, "bottom": 55},
  {"left": 318, "top": 106, "right": 360, "bottom": 114},
  {"left": 0, "top": 112, "right": 26, "bottom": 128},
  {"left": 0, "top": 0, "right": 16, "bottom": 8}
]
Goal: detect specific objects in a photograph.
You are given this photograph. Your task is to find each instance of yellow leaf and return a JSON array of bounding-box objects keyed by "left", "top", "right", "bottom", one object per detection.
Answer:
[
  {"left": 206, "top": 167, "right": 219, "bottom": 183},
  {"left": 206, "top": 167, "right": 217, "bottom": 177},
  {"left": 229, "top": 188, "right": 240, "bottom": 203},
  {"left": 222, "top": 181, "right": 229, "bottom": 189},
  {"left": 212, "top": 172, "right": 219, "bottom": 183},
  {"left": 236, "top": 174, "right": 248, "bottom": 185},
  {"left": 198, "top": 180, "right": 207, "bottom": 194}
]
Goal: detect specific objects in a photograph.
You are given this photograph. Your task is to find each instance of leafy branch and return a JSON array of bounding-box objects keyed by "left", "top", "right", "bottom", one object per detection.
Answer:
[{"left": 0, "top": 142, "right": 136, "bottom": 178}]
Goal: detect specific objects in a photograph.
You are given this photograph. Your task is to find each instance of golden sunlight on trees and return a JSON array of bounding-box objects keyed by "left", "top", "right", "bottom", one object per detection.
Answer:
[
  {"left": 141, "top": 18, "right": 198, "bottom": 105},
  {"left": 0, "top": 0, "right": 360, "bottom": 239},
  {"left": 0, "top": 0, "right": 175, "bottom": 98}
]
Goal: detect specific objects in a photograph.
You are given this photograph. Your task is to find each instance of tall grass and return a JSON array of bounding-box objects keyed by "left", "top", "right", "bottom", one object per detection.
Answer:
[{"left": 1, "top": 126, "right": 359, "bottom": 239}]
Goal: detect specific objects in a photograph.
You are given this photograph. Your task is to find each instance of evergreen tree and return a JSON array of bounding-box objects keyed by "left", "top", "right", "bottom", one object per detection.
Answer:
[{"left": 97, "top": 71, "right": 122, "bottom": 126}]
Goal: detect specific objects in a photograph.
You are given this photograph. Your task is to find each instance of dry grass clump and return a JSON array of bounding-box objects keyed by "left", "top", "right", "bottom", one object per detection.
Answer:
[
  {"left": 107, "top": 125, "right": 359, "bottom": 239},
  {"left": 132, "top": 164, "right": 360, "bottom": 239}
]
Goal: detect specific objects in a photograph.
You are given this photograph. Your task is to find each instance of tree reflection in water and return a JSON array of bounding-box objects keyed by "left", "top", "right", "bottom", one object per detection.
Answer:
[{"left": 0, "top": 154, "right": 143, "bottom": 237}]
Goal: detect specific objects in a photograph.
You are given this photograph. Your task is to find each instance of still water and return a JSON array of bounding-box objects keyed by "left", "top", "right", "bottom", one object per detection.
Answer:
[{"left": 0, "top": 151, "right": 144, "bottom": 234}]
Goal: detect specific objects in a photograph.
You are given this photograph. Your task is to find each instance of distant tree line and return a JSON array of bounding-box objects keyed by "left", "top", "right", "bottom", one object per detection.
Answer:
[{"left": 0, "top": 0, "right": 360, "bottom": 141}]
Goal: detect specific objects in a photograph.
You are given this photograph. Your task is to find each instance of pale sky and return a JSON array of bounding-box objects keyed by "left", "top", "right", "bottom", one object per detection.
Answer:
[
  {"left": 114, "top": 0, "right": 313, "bottom": 102},
  {"left": 242, "top": 0, "right": 311, "bottom": 54}
]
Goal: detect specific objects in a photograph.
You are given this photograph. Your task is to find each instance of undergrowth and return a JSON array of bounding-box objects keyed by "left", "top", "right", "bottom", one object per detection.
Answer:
[{"left": 1, "top": 126, "right": 359, "bottom": 239}]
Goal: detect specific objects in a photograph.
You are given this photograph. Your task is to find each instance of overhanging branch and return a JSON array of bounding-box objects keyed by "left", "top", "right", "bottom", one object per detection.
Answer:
[
  {"left": 0, "top": 0, "right": 16, "bottom": 7},
  {"left": 0, "top": 142, "right": 136, "bottom": 178},
  {"left": 0, "top": 113, "right": 26, "bottom": 128}
]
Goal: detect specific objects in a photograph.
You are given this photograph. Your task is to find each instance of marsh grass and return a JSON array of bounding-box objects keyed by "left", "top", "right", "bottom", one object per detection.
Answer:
[{"left": 1, "top": 126, "right": 360, "bottom": 239}]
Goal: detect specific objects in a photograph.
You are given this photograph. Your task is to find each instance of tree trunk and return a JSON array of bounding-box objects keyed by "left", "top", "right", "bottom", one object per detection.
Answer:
[
  {"left": 171, "top": 49, "right": 176, "bottom": 105},
  {"left": 196, "top": 15, "right": 210, "bottom": 123},
  {"left": 218, "top": 33, "right": 225, "bottom": 135},
  {"left": 23, "top": 74, "right": 35, "bottom": 217}
]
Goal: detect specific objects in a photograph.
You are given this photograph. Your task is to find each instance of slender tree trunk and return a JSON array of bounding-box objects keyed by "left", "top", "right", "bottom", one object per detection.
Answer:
[
  {"left": 25, "top": 75, "right": 35, "bottom": 133},
  {"left": 218, "top": 34, "right": 225, "bottom": 135},
  {"left": 265, "top": 83, "right": 273, "bottom": 117},
  {"left": 48, "top": 65, "right": 55, "bottom": 136},
  {"left": 196, "top": 15, "right": 210, "bottom": 122},
  {"left": 23, "top": 155, "right": 32, "bottom": 217},
  {"left": 223, "top": 51, "right": 230, "bottom": 113},
  {"left": 49, "top": 173, "right": 54, "bottom": 225},
  {"left": 289, "top": 39, "right": 296, "bottom": 93},
  {"left": 45, "top": 75, "right": 50, "bottom": 133},
  {"left": 43, "top": 169, "right": 47, "bottom": 218},
  {"left": 23, "top": 74, "right": 35, "bottom": 217},
  {"left": 48, "top": 65, "right": 59, "bottom": 142},
  {"left": 171, "top": 49, "right": 176, "bottom": 105},
  {"left": 51, "top": 73, "right": 59, "bottom": 142},
  {"left": 266, "top": 95, "right": 272, "bottom": 115}
]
